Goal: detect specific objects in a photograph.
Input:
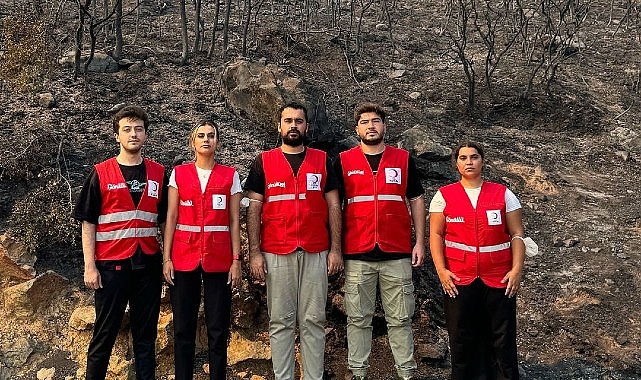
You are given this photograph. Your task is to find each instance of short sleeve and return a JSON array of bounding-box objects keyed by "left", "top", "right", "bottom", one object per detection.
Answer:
[
  {"left": 73, "top": 168, "right": 102, "bottom": 225},
  {"left": 168, "top": 169, "right": 178, "bottom": 189},
  {"left": 406, "top": 156, "right": 425, "bottom": 199},
  {"left": 231, "top": 170, "right": 242, "bottom": 195},
  {"left": 505, "top": 188, "right": 522, "bottom": 213},
  {"left": 428, "top": 190, "right": 446, "bottom": 213},
  {"left": 324, "top": 157, "right": 340, "bottom": 193},
  {"left": 243, "top": 155, "right": 265, "bottom": 195}
]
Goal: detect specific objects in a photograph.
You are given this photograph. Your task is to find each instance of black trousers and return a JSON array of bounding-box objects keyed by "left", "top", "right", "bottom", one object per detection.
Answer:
[
  {"left": 86, "top": 255, "right": 162, "bottom": 380},
  {"left": 444, "top": 278, "right": 519, "bottom": 380},
  {"left": 170, "top": 268, "right": 232, "bottom": 380}
]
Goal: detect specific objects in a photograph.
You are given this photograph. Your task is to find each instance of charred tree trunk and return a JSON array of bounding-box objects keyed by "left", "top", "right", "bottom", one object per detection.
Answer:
[{"left": 180, "top": 0, "right": 189, "bottom": 64}]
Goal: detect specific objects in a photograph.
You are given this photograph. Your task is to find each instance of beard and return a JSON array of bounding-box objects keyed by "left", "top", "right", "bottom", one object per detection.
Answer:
[
  {"left": 360, "top": 135, "right": 383, "bottom": 146},
  {"left": 282, "top": 130, "right": 304, "bottom": 147},
  {"left": 122, "top": 143, "right": 143, "bottom": 154}
]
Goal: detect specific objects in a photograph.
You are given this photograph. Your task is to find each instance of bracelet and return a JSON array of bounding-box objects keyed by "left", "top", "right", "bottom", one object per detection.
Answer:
[
  {"left": 163, "top": 259, "right": 172, "bottom": 264},
  {"left": 511, "top": 236, "right": 525, "bottom": 242},
  {"left": 232, "top": 254, "right": 241, "bottom": 261}
]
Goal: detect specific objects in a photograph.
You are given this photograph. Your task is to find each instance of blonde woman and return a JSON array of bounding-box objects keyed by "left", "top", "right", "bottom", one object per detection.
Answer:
[{"left": 163, "top": 120, "right": 242, "bottom": 380}]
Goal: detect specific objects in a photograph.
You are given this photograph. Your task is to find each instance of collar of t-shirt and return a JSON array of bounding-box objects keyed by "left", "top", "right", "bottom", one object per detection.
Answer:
[
  {"left": 282, "top": 150, "right": 307, "bottom": 176},
  {"left": 195, "top": 165, "right": 212, "bottom": 193},
  {"left": 363, "top": 152, "right": 383, "bottom": 174},
  {"left": 464, "top": 186, "right": 482, "bottom": 208}
]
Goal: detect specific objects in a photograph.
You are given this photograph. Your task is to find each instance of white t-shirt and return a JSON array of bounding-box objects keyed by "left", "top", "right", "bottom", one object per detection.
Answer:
[
  {"left": 428, "top": 185, "right": 521, "bottom": 213},
  {"left": 169, "top": 165, "right": 242, "bottom": 195}
]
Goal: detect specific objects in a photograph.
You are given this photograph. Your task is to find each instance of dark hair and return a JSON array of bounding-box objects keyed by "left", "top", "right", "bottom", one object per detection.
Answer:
[
  {"left": 354, "top": 102, "right": 386, "bottom": 124},
  {"left": 453, "top": 141, "right": 485, "bottom": 161},
  {"left": 278, "top": 102, "right": 308, "bottom": 123},
  {"left": 112, "top": 105, "right": 149, "bottom": 134},
  {"left": 189, "top": 120, "right": 220, "bottom": 157}
]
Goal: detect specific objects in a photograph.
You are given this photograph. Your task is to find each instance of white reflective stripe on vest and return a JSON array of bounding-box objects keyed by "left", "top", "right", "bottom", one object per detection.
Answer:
[
  {"left": 346, "top": 194, "right": 404, "bottom": 204},
  {"left": 445, "top": 240, "right": 511, "bottom": 253},
  {"left": 298, "top": 193, "right": 306, "bottom": 200},
  {"left": 176, "top": 224, "right": 201, "bottom": 232},
  {"left": 346, "top": 195, "right": 375, "bottom": 204},
  {"left": 377, "top": 194, "right": 404, "bottom": 202},
  {"left": 176, "top": 224, "right": 230, "bottom": 233},
  {"left": 203, "top": 226, "right": 230, "bottom": 232},
  {"left": 267, "top": 194, "right": 296, "bottom": 202},
  {"left": 98, "top": 210, "right": 158, "bottom": 224},
  {"left": 95, "top": 227, "right": 158, "bottom": 242},
  {"left": 479, "top": 242, "right": 511, "bottom": 252}
]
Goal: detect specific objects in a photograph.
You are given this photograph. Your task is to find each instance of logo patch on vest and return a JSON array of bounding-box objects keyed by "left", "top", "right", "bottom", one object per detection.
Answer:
[
  {"left": 446, "top": 216, "right": 465, "bottom": 223},
  {"left": 486, "top": 210, "right": 502, "bottom": 225},
  {"left": 107, "top": 182, "right": 127, "bottom": 190},
  {"left": 267, "top": 181, "right": 286, "bottom": 189},
  {"left": 147, "top": 180, "right": 159, "bottom": 198},
  {"left": 180, "top": 200, "right": 193, "bottom": 206},
  {"left": 212, "top": 194, "right": 227, "bottom": 210},
  {"left": 385, "top": 168, "right": 402, "bottom": 184},
  {"left": 306, "top": 173, "right": 322, "bottom": 191},
  {"left": 347, "top": 169, "right": 364, "bottom": 177}
]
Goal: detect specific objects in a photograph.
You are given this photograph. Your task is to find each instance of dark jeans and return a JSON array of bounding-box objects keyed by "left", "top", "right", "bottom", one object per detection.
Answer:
[
  {"left": 445, "top": 278, "right": 519, "bottom": 380},
  {"left": 86, "top": 253, "right": 162, "bottom": 380},
  {"left": 170, "top": 267, "right": 232, "bottom": 380}
]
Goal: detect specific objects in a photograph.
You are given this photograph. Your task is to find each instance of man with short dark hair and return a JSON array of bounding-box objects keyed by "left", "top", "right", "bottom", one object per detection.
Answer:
[
  {"left": 74, "top": 105, "right": 168, "bottom": 380},
  {"left": 335, "top": 102, "right": 426, "bottom": 380},
  {"left": 245, "top": 102, "right": 343, "bottom": 380}
]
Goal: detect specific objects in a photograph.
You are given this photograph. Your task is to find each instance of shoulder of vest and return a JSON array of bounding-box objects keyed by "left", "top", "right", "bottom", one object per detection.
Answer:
[
  {"left": 95, "top": 157, "right": 116, "bottom": 170},
  {"left": 385, "top": 145, "right": 409, "bottom": 156},
  {"left": 482, "top": 181, "right": 506, "bottom": 191},
  {"left": 143, "top": 158, "right": 164, "bottom": 169},
  {"left": 215, "top": 163, "right": 236, "bottom": 173},
  {"left": 174, "top": 162, "right": 194, "bottom": 172},
  {"left": 305, "top": 147, "right": 326, "bottom": 158},
  {"left": 440, "top": 182, "right": 462, "bottom": 193},
  {"left": 340, "top": 145, "right": 362, "bottom": 158},
  {"left": 263, "top": 147, "right": 281, "bottom": 155}
]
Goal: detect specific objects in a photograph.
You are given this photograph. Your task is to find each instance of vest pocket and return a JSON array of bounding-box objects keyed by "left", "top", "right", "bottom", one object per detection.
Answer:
[
  {"left": 174, "top": 229, "right": 196, "bottom": 244},
  {"left": 445, "top": 249, "right": 466, "bottom": 262},
  {"left": 489, "top": 250, "right": 512, "bottom": 264}
]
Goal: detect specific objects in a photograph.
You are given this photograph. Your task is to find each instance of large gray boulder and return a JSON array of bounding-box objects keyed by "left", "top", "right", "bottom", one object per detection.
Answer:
[
  {"left": 397, "top": 125, "right": 455, "bottom": 180},
  {"left": 221, "top": 59, "right": 335, "bottom": 145}
]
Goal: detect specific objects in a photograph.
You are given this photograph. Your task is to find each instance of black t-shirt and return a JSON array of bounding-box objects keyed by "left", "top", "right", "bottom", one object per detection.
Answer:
[
  {"left": 74, "top": 160, "right": 169, "bottom": 269},
  {"left": 333, "top": 151, "right": 424, "bottom": 261},
  {"left": 244, "top": 148, "right": 340, "bottom": 195}
]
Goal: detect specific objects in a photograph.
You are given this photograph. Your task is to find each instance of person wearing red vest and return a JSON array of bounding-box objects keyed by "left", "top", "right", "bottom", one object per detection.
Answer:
[
  {"left": 245, "top": 102, "right": 343, "bottom": 380},
  {"left": 335, "top": 102, "right": 426, "bottom": 380},
  {"left": 162, "top": 120, "right": 242, "bottom": 380},
  {"left": 429, "top": 141, "right": 526, "bottom": 380},
  {"left": 74, "top": 105, "right": 168, "bottom": 380}
]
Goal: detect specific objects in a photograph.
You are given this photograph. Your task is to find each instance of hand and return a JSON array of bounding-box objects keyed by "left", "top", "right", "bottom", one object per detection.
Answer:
[
  {"left": 437, "top": 268, "right": 460, "bottom": 298},
  {"left": 249, "top": 252, "right": 266, "bottom": 282},
  {"left": 228, "top": 260, "right": 242, "bottom": 288},
  {"left": 163, "top": 260, "right": 175, "bottom": 286},
  {"left": 411, "top": 243, "right": 426, "bottom": 268},
  {"left": 501, "top": 267, "right": 523, "bottom": 297},
  {"left": 84, "top": 265, "right": 102, "bottom": 289},
  {"left": 327, "top": 250, "right": 343, "bottom": 275}
]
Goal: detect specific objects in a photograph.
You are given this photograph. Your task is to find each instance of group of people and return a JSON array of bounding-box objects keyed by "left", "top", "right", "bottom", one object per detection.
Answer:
[{"left": 74, "top": 102, "right": 525, "bottom": 380}]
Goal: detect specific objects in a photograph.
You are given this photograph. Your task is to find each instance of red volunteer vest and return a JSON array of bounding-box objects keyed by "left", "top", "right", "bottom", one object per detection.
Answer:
[
  {"left": 171, "top": 163, "right": 235, "bottom": 272},
  {"left": 440, "top": 181, "right": 512, "bottom": 288},
  {"left": 95, "top": 157, "right": 164, "bottom": 260},
  {"left": 340, "top": 146, "right": 412, "bottom": 254},
  {"left": 261, "top": 147, "right": 329, "bottom": 254}
]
